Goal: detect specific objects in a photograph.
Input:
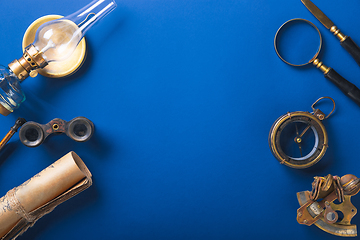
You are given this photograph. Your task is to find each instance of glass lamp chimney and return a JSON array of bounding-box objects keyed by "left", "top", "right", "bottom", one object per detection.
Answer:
[
  {"left": 0, "top": 0, "right": 117, "bottom": 116},
  {"left": 33, "top": 0, "right": 117, "bottom": 62}
]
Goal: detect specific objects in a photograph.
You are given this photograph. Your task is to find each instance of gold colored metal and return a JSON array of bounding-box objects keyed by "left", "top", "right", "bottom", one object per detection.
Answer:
[
  {"left": 0, "top": 118, "right": 26, "bottom": 152},
  {"left": 22, "top": 15, "right": 87, "bottom": 78},
  {"left": 301, "top": 0, "right": 334, "bottom": 29},
  {"left": 8, "top": 41, "right": 48, "bottom": 81},
  {"left": 330, "top": 26, "right": 347, "bottom": 42},
  {"left": 313, "top": 59, "right": 330, "bottom": 74},
  {"left": 311, "top": 96, "right": 336, "bottom": 119},
  {"left": 313, "top": 110, "right": 325, "bottom": 120},
  {"left": 0, "top": 104, "right": 11, "bottom": 116},
  {"left": 269, "top": 97, "right": 335, "bottom": 168},
  {"left": 299, "top": 125, "right": 311, "bottom": 138},
  {"left": 301, "top": 0, "right": 348, "bottom": 43},
  {"left": 274, "top": 18, "right": 322, "bottom": 67},
  {"left": 0, "top": 131, "right": 15, "bottom": 151},
  {"left": 330, "top": 196, "right": 357, "bottom": 225},
  {"left": 297, "top": 199, "right": 322, "bottom": 226},
  {"left": 8, "top": 59, "right": 29, "bottom": 81},
  {"left": 297, "top": 174, "right": 360, "bottom": 237},
  {"left": 29, "top": 70, "right": 38, "bottom": 78},
  {"left": 341, "top": 174, "right": 360, "bottom": 196},
  {"left": 324, "top": 201, "right": 338, "bottom": 224},
  {"left": 25, "top": 45, "right": 48, "bottom": 68},
  {"left": 269, "top": 111, "right": 328, "bottom": 169}
]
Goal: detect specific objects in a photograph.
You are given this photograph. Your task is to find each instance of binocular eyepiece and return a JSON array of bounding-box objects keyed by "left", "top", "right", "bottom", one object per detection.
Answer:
[{"left": 19, "top": 117, "right": 94, "bottom": 147}]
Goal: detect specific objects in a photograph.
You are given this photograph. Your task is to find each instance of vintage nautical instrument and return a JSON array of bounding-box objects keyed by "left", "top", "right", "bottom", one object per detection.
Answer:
[
  {"left": 269, "top": 97, "right": 335, "bottom": 168},
  {"left": 297, "top": 174, "right": 360, "bottom": 237}
]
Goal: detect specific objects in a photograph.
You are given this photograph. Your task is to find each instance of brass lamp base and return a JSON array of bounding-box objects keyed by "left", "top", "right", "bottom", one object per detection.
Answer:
[
  {"left": 0, "top": 105, "right": 11, "bottom": 116},
  {"left": 22, "top": 15, "right": 87, "bottom": 78}
]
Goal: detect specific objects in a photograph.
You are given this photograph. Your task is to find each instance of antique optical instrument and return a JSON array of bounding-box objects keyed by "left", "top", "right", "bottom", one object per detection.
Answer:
[
  {"left": 0, "top": 0, "right": 117, "bottom": 116},
  {"left": 297, "top": 174, "right": 360, "bottom": 237},
  {"left": 19, "top": 117, "right": 94, "bottom": 147},
  {"left": 269, "top": 97, "right": 335, "bottom": 169},
  {"left": 274, "top": 18, "right": 360, "bottom": 107}
]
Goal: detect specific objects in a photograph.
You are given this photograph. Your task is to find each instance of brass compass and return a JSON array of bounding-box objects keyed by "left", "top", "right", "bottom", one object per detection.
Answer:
[{"left": 269, "top": 97, "right": 335, "bottom": 169}]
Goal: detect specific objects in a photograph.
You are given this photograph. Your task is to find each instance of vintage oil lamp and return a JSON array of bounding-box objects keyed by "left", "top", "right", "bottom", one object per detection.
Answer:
[{"left": 0, "top": 0, "right": 117, "bottom": 116}]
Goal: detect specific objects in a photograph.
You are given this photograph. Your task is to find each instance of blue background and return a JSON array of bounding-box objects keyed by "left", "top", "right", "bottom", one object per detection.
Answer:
[{"left": 1, "top": 0, "right": 360, "bottom": 239}]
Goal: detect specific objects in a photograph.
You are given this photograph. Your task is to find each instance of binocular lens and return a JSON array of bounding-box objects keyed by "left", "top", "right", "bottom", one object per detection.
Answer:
[
  {"left": 19, "top": 123, "right": 44, "bottom": 147},
  {"left": 19, "top": 117, "right": 94, "bottom": 147},
  {"left": 25, "top": 128, "right": 39, "bottom": 141},
  {"left": 68, "top": 118, "right": 94, "bottom": 142}
]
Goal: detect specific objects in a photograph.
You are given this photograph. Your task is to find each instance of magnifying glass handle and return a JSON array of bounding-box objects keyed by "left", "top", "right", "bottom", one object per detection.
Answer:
[
  {"left": 341, "top": 37, "right": 360, "bottom": 68},
  {"left": 325, "top": 68, "right": 360, "bottom": 106}
]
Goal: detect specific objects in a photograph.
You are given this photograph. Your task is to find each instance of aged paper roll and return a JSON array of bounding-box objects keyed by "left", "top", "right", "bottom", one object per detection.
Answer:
[{"left": 0, "top": 151, "right": 92, "bottom": 239}]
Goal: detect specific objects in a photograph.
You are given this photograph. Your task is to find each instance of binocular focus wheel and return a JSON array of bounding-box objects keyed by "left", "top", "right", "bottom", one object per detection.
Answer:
[{"left": 19, "top": 122, "right": 44, "bottom": 147}]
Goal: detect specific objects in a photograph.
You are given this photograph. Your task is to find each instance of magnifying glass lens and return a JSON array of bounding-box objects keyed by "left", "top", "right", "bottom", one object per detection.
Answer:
[{"left": 275, "top": 20, "right": 321, "bottom": 66}]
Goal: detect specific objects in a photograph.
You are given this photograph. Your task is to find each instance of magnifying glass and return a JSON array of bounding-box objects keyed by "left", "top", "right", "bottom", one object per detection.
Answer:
[{"left": 274, "top": 18, "right": 360, "bottom": 106}]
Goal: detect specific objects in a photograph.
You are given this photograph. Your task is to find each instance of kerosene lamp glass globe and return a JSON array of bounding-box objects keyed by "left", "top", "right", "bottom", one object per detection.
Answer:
[
  {"left": 32, "top": 20, "right": 83, "bottom": 63},
  {"left": 33, "top": 0, "right": 117, "bottom": 62},
  {"left": 0, "top": 66, "right": 25, "bottom": 115},
  {"left": 0, "top": 0, "right": 116, "bottom": 116}
]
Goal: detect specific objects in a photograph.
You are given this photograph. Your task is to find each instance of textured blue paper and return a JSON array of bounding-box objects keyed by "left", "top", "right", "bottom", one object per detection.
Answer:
[{"left": 1, "top": 0, "right": 360, "bottom": 239}]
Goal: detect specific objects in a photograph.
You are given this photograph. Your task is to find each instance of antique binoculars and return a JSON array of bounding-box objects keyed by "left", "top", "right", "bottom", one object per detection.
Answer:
[{"left": 19, "top": 117, "right": 94, "bottom": 147}]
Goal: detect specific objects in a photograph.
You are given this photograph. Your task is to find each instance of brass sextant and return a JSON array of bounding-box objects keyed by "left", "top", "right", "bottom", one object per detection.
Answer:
[{"left": 297, "top": 174, "right": 360, "bottom": 237}]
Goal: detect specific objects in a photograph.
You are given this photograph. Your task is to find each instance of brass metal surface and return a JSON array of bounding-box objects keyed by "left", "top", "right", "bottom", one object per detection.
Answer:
[
  {"left": 22, "top": 15, "right": 87, "bottom": 78},
  {"left": 296, "top": 174, "right": 360, "bottom": 237},
  {"left": 330, "top": 196, "right": 357, "bottom": 226},
  {"left": 269, "top": 111, "right": 328, "bottom": 169},
  {"left": 8, "top": 59, "right": 29, "bottom": 81},
  {"left": 330, "top": 26, "right": 346, "bottom": 42},
  {"left": 0, "top": 131, "right": 15, "bottom": 151},
  {"left": 301, "top": 0, "right": 347, "bottom": 42},
  {"left": 297, "top": 199, "right": 320, "bottom": 226},
  {"left": 297, "top": 191, "right": 357, "bottom": 237},
  {"left": 269, "top": 98, "right": 335, "bottom": 169},
  {"left": 274, "top": 18, "right": 322, "bottom": 67},
  {"left": 311, "top": 96, "right": 335, "bottom": 119},
  {"left": 301, "top": 0, "right": 334, "bottom": 29},
  {"left": 324, "top": 201, "right": 338, "bottom": 224},
  {"left": 0, "top": 104, "right": 11, "bottom": 116},
  {"left": 8, "top": 44, "right": 49, "bottom": 81},
  {"left": 0, "top": 118, "right": 26, "bottom": 152},
  {"left": 341, "top": 174, "right": 360, "bottom": 196},
  {"left": 25, "top": 44, "right": 47, "bottom": 68},
  {"left": 313, "top": 59, "right": 330, "bottom": 74}
]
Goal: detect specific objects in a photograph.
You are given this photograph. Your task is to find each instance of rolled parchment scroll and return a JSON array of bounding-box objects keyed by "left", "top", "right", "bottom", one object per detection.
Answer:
[{"left": 0, "top": 151, "right": 92, "bottom": 240}]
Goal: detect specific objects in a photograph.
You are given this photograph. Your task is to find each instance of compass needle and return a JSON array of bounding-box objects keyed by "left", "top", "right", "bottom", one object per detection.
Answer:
[
  {"left": 299, "top": 125, "right": 311, "bottom": 138},
  {"left": 294, "top": 123, "right": 304, "bottom": 157},
  {"left": 295, "top": 123, "right": 300, "bottom": 136},
  {"left": 299, "top": 144, "right": 303, "bottom": 157}
]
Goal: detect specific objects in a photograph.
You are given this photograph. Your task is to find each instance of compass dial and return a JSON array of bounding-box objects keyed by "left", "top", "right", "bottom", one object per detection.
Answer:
[{"left": 269, "top": 111, "right": 328, "bottom": 169}]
